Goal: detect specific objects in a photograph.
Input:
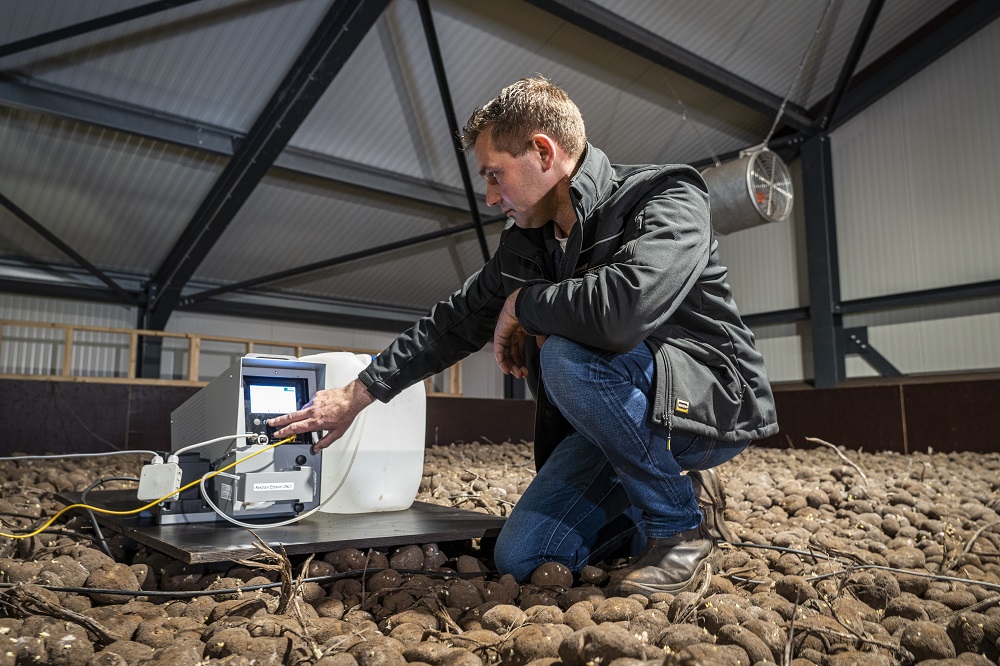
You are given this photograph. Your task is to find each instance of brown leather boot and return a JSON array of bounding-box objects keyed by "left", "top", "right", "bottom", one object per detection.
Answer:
[
  {"left": 688, "top": 468, "right": 735, "bottom": 543},
  {"left": 605, "top": 526, "right": 714, "bottom": 597}
]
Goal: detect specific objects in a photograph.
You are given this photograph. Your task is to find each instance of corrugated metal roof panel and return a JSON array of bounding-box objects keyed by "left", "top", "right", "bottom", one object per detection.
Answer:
[
  {"left": 434, "top": 0, "right": 768, "bottom": 167},
  {"left": 592, "top": 0, "right": 958, "bottom": 109},
  {"left": 193, "top": 170, "right": 494, "bottom": 309},
  {"left": 275, "top": 229, "right": 499, "bottom": 309},
  {"left": 289, "top": 0, "right": 462, "bottom": 186},
  {"left": 1, "top": 0, "right": 333, "bottom": 131},
  {"left": 0, "top": 0, "right": 987, "bottom": 331},
  {"left": 0, "top": 0, "right": 141, "bottom": 44},
  {"left": 0, "top": 106, "right": 224, "bottom": 272}
]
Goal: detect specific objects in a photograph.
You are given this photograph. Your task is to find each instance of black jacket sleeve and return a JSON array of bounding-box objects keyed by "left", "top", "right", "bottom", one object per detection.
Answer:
[{"left": 359, "top": 253, "right": 508, "bottom": 402}]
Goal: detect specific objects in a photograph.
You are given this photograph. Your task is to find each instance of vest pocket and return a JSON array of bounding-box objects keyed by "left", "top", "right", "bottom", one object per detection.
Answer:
[{"left": 661, "top": 337, "right": 745, "bottom": 432}]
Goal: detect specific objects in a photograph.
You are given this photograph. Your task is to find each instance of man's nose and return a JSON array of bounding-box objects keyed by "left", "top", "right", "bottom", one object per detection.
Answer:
[{"left": 485, "top": 182, "right": 501, "bottom": 207}]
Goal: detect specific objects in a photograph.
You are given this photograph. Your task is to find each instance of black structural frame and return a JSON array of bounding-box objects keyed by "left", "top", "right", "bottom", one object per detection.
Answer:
[
  {"left": 0, "top": 191, "right": 135, "bottom": 305},
  {"left": 0, "top": 0, "right": 205, "bottom": 59},
  {"left": 416, "top": 0, "right": 491, "bottom": 263},
  {"left": 135, "top": 0, "right": 392, "bottom": 376},
  {"left": 1, "top": 0, "right": 998, "bottom": 387},
  {"left": 140, "top": 0, "right": 391, "bottom": 330},
  {"left": 0, "top": 74, "right": 492, "bottom": 216}
]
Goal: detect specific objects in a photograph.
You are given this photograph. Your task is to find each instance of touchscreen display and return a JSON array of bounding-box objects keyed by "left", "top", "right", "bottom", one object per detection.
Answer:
[{"left": 248, "top": 383, "right": 299, "bottom": 415}]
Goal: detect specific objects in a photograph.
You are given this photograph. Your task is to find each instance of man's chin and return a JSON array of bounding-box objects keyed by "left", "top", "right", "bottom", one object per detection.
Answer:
[{"left": 510, "top": 215, "right": 545, "bottom": 230}]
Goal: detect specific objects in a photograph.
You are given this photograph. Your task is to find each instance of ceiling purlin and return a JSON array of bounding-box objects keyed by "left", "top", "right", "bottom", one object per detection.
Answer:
[{"left": 0, "top": 75, "right": 488, "bottom": 216}]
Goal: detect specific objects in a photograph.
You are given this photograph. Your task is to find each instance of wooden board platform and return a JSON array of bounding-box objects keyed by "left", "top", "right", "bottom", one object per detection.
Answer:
[{"left": 63, "top": 490, "right": 505, "bottom": 564}]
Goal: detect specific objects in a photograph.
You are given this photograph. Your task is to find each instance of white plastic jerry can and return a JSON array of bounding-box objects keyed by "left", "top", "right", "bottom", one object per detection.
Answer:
[{"left": 297, "top": 352, "right": 426, "bottom": 514}]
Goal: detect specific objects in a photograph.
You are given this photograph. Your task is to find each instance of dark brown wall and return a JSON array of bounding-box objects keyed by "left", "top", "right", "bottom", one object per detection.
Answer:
[
  {"left": 758, "top": 376, "right": 1000, "bottom": 454},
  {"left": 425, "top": 397, "right": 534, "bottom": 446},
  {"left": 0, "top": 379, "right": 535, "bottom": 456},
  {"left": 0, "top": 380, "right": 199, "bottom": 454},
  {"left": 1, "top": 376, "right": 996, "bottom": 456}
]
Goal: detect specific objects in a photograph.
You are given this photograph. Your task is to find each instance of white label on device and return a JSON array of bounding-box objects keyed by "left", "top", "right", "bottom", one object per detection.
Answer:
[
  {"left": 220, "top": 483, "right": 232, "bottom": 501},
  {"left": 253, "top": 482, "right": 295, "bottom": 492}
]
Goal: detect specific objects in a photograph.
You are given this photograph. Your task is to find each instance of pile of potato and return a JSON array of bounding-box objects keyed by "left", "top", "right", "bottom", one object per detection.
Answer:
[{"left": 0, "top": 442, "right": 997, "bottom": 665}]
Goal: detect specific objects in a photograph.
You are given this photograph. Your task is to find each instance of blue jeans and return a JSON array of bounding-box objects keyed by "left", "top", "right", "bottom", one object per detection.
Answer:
[{"left": 493, "top": 336, "right": 748, "bottom": 581}]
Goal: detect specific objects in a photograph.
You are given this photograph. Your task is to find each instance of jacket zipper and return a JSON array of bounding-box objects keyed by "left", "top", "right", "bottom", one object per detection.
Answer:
[
  {"left": 505, "top": 244, "right": 547, "bottom": 278},
  {"left": 658, "top": 346, "right": 673, "bottom": 451}
]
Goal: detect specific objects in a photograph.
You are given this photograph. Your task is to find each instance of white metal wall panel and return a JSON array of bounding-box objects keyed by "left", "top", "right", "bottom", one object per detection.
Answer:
[
  {"left": 752, "top": 323, "right": 809, "bottom": 384},
  {"left": 0, "top": 293, "right": 133, "bottom": 328},
  {"left": 833, "top": 18, "right": 1000, "bottom": 300},
  {"left": 454, "top": 348, "right": 504, "bottom": 400},
  {"left": 832, "top": 18, "right": 1000, "bottom": 378},
  {"left": 0, "top": 293, "right": 135, "bottom": 376},
  {"left": 166, "top": 311, "right": 398, "bottom": 357},
  {"left": 0, "top": 292, "right": 503, "bottom": 397}
]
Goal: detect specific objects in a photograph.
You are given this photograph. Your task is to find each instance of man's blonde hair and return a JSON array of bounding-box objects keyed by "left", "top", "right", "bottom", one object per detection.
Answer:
[{"left": 460, "top": 77, "right": 586, "bottom": 158}]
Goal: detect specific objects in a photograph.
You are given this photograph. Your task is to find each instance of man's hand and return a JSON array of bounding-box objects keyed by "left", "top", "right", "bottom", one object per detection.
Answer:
[
  {"left": 494, "top": 289, "right": 530, "bottom": 378},
  {"left": 268, "top": 379, "right": 376, "bottom": 453}
]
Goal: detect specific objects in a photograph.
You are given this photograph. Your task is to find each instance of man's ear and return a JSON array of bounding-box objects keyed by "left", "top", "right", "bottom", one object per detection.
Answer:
[{"left": 531, "top": 134, "right": 557, "bottom": 171}]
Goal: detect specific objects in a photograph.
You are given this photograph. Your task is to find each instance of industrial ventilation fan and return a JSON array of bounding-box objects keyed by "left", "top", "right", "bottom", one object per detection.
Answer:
[{"left": 700, "top": 147, "right": 793, "bottom": 235}]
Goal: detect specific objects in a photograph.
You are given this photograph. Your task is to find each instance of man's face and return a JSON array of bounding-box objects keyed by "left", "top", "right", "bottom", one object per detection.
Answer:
[{"left": 475, "top": 131, "right": 554, "bottom": 230}]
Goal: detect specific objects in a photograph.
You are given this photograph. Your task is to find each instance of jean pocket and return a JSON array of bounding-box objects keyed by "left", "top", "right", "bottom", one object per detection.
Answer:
[{"left": 673, "top": 434, "right": 722, "bottom": 470}]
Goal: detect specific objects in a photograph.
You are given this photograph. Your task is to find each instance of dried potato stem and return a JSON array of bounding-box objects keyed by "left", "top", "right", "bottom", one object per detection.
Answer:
[
  {"left": 3, "top": 583, "right": 117, "bottom": 647},
  {"left": 804, "top": 437, "right": 869, "bottom": 485}
]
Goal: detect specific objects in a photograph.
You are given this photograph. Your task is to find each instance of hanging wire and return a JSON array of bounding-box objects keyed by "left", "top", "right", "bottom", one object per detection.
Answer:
[
  {"left": 661, "top": 74, "right": 723, "bottom": 167},
  {"left": 763, "top": 0, "right": 837, "bottom": 147},
  {"left": 660, "top": 0, "right": 834, "bottom": 166}
]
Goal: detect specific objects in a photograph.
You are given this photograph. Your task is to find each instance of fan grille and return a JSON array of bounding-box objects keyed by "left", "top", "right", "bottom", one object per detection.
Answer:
[{"left": 748, "top": 150, "right": 793, "bottom": 223}]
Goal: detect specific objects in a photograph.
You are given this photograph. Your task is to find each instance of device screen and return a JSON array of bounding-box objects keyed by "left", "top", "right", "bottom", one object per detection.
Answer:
[
  {"left": 248, "top": 384, "right": 299, "bottom": 415},
  {"left": 243, "top": 375, "right": 310, "bottom": 441}
]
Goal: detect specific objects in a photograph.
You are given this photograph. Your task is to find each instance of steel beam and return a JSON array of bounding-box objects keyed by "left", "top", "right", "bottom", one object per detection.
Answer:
[
  {"left": 182, "top": 215, "right": 507, "bottom": 305},
  {"left": 0, "top": 277, "right": 133, "bottom": 305},
  {"left": 417, "top": 0, "right": 490, "bottom": 262},
  {"left": 800, "top": 133, "right": 845, "bottom": 388},
  {"left": 142, "top": 0, "right": 391, "bottom": 331},
  {"left": 815, "top": 0, "right": 884, "bottom": 131},
  {"left": 0, "top": 258, "right": 425, "bottom": 333},
  {"left": 0, "top": 0, "right": 204, "bottom": 58},
  {"left": 181, "top": 298, "right": 420, "bottom": 334},
  {"left": 829, "top": 0, "right": 1000, "bottom": 129},
  {"left": 841, "top": 279, "right": 1000, "bottom": 315},
  {"left": 742, "top": 307, "right": 810, "bottom": 328},
  {"left": 0, "top": 191, "right": 135, "bottom": 305},
  {"left": 843, "top": 327, "right": 903, "bottom": 378},
  {"left": 0, "top": 75, "right": 487, "bottom": 221},
  {"left": 521, "top": 0, "right": 813, "bottom": 132}
]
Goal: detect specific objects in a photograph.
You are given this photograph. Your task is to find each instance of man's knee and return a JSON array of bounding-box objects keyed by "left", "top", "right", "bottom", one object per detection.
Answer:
[
  {"left": 539, "top": 335, "right": 586, "bottom": 386},
  {"left": 492, "top": 530, "right": 537, "bottom": 582}
]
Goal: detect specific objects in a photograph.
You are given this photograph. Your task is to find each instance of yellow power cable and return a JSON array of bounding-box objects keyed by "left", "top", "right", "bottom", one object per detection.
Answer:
[{"left": 0, "top": 436, "right": 296, "bottom": 540}]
